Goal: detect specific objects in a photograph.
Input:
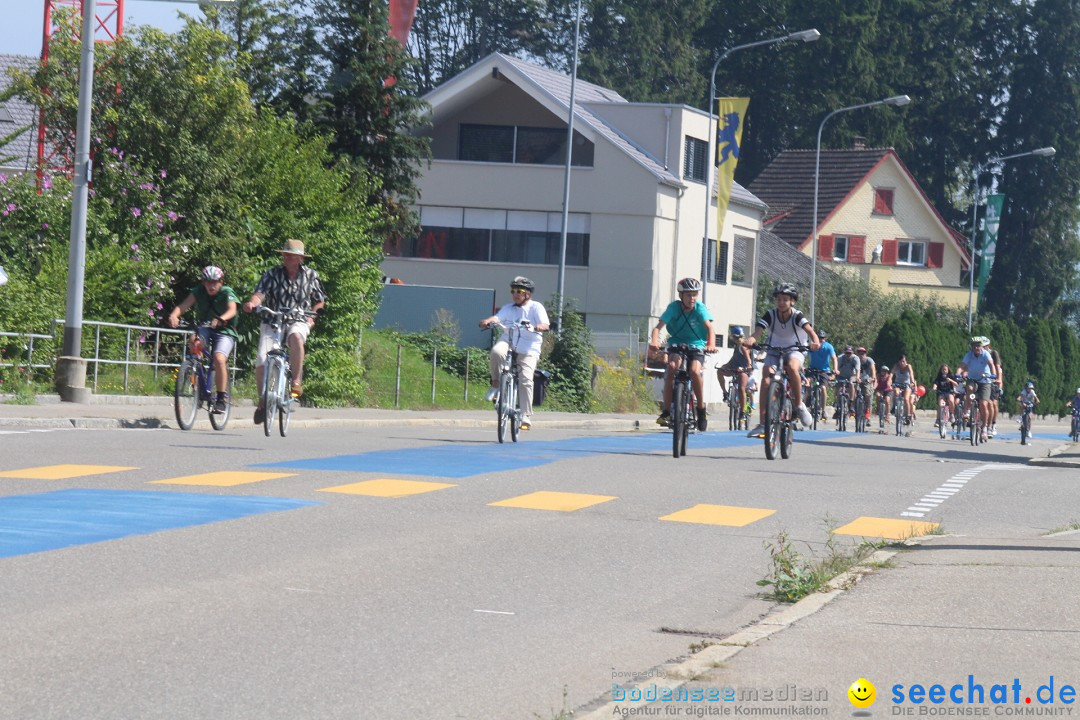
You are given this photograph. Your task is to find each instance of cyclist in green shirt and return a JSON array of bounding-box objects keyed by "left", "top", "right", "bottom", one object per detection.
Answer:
[{"left": 167, "top": 266, "right": 239, "bottom": 413}]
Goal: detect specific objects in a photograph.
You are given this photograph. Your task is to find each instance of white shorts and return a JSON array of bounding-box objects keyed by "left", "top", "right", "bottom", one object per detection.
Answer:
[{"left": 256, "top": 321, "right": 310, "bottom": 367}]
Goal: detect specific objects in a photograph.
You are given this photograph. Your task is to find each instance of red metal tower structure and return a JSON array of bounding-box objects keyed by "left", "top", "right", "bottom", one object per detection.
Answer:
[{"left": 38, "top": 0, "right": 124, "bottom": 176}]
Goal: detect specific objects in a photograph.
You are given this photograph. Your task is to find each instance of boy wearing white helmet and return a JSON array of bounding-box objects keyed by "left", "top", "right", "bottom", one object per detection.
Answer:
[
  {"left": 649, "top": 277, "right": 716, "bottom": 430},
  {"left": 167, "top": 265, "right": 239, "bottom": 413}
]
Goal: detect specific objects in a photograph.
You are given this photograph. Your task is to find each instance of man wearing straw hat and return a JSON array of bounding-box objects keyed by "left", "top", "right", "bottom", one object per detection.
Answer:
[{"left": 242, "top": 239, "right": 327, "bottom": 425}]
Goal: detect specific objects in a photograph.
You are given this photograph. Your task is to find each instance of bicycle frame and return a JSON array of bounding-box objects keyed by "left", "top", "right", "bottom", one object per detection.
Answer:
[
  {"left": 666, "top": 344, "right": 698, "bottom": 457},
  {"left": 257, "top": 307, "right": 310, "bottom": 438},
  {"left": 763, "top": 344, "right": 807, "bottom": 460},
  {"left": 491, "top": 321, "right": 539, "bottom": 444},
  {"left": 174, "top": 324, "right": 231, "bottom": 431}
]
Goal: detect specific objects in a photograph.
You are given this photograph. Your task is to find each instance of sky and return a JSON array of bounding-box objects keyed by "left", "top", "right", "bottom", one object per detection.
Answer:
[{"left": 2, "top": 1, "right": 198, "bottom": 58}]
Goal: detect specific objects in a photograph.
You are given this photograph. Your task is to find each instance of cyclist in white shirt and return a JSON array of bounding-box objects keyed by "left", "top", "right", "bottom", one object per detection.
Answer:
[
  {"left": 479, "top": 276, "right": 550, "bottom": 430},
  {"left": 745, "top": 282, "right": 821, "bottom": 437}
]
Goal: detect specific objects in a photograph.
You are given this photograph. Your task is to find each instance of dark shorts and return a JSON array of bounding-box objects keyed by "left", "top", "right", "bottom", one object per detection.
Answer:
[
  {"left": 666, "top": 346, "right": 705, "bottom": 366},
  {"left": 975, "top": 383, "right": 993, "bottom": 402},
  {"left": 990, "top": 384, "right": 1003, "bottom": 401}
]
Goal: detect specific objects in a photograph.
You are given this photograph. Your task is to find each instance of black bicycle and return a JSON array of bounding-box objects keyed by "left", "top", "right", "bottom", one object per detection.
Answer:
[
  {"left": 667, "top": 344, "right": 699, "bottom": 458},
  {"left": 726, "top": 368, "right": 751, "bottom": 431},
  {"left": 174, "top": 322, "right": 232, "bottom": 431},
  {"left": 763, "top": 344, "right": 808, "bottom": 460},
  {"left": 1019, "top": 401, "right": 1035, "bottom": 446},
  {"left": 805, "top": 368, "right": 830, "bottom": 431},
  {"left": 855, "top": 378, "right": 872, "bottom": 433},
  {"left": 892, "top": 384, "right": 910, "bottom": 437},
  {"left": 1070, "top": 409, "right": 1080, "bottom": 442},
  {"left": 834, "top": 378, "right": 852, "bottom": 432}
]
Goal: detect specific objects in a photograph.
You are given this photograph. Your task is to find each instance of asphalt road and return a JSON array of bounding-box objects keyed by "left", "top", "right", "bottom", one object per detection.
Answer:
[{"left": 0, "top": 418, "right": 1073, "bottom": 719}]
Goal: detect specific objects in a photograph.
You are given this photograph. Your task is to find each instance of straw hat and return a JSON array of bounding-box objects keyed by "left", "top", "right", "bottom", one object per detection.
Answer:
[{"left": 277, "top": 239, "right": 310, "bottom": 257}]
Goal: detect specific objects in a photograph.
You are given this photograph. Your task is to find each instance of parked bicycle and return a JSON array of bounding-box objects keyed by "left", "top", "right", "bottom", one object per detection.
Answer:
[
  {"left": 763, "top": 344, "right": 809, "bottom": 460},
  {"left": 174, "top": 322, "right": 231, "bottom": 431},
  {"left": 489, "top": 320, "right": 543, "bottom": 444},
  {"left": 256, "top": 306, "right": 313, "bottom": 438}
]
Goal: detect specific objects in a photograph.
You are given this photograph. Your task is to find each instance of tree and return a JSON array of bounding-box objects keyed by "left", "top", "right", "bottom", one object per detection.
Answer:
[
  {"left": 981, "top": 0, "right": 1080, "bottom": 321},
  {"left": 579, "top": 0, "right": 708, "bottom": 104}
]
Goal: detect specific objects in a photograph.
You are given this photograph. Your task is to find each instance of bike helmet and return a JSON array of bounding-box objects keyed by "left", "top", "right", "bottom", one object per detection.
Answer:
[
  {"left": 844, "top": 345, "right": 854, "bottom": 353},
  {"left": 510, "top": 276, "right": 535, "bottom": 293},
  {"left": 1025, "top": 381, "right": 1035, "bottom": 389},
  {"left": 880, "top": 365, "right": 889, "bottom": 372},
  {"left": 772, "top": 282, "right": 798, "bottom": 300},
  {"left": 817, "top": 329, "right": 828, "bottom": 339},
  {"left": 730, "top": 326, "right": 745, "bottom": 338},
  {"left": 856, "top": 346, "right": 867, "bottom": 354},
  {"left": 202, "top": 265, "right": 224, "bottom": 282},
  {"left": 969, "top": 336, "right": 984, "bottom": 346},
  {"left": 677, "top": 277, "right": 702, "bottom": 293}
]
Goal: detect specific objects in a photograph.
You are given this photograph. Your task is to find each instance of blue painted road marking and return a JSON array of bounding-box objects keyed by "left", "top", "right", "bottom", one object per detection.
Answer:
[
  {"left": 257, "top": 431, "right": 836, "bottom": 478},
  {"left": 0, "top": 489, "right": 322, "bottom": 559}
]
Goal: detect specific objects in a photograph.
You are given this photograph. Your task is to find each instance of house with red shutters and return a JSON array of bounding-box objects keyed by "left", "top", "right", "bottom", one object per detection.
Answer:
[{"left": 748, "top": 142, "right": 973, "bottom": 308}]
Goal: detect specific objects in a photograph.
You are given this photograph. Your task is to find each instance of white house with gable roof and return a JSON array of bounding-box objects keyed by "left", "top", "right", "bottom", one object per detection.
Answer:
[{"left": 383, "top": 53, "right": 766, "bottom": 370}]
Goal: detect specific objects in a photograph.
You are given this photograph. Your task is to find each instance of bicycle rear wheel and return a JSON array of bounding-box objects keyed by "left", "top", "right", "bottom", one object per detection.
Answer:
[
  {"left": 209, "top": 368, "right": 232, "bottom": 431},
  {"left": 764, "top": 381, "right": 782, "bottom": 460},
  {"left": 174, "top": 360, "right": 200, "bottom": 431},
  {"left": 1072, "top": 416, "right": 1079, "bottom": 442},
  {"left": 836, "top": 392, "right": 847, "bottom": 432},
  {"left": 937, "top": 403, "right": 947, "bottom": 439},
  {"left": 279, "top": 370, "right": 293, "bottom": 437}
]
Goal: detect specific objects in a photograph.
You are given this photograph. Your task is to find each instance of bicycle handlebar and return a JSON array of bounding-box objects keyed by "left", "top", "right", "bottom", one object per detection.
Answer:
[{"left": 256, "top": 306, "right": 315, "bottom": 325}]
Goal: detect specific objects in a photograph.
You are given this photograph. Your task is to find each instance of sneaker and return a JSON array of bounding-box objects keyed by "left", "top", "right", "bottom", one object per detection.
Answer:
[
  {"left": 797, "top": 404, "right": 813, "bottom": 427},
  {"left": 290, "top": 384, "right": 303, "bottom": 398},
  {"left": 213, "top": 395, "right": 228, "bottom": 414},
  {"left": 485, "top": 386, "right": 498, "bottom": 402},
  {"left": 747, "top": 423, "right": 766, "bottom": 438},
  {"left": 933, "top": 420, "right": 940, "bottom": 428},
  {"left": 696, "top": 408, "right": 707, "bottom": 432},
  {"left": 656, "top": 411, "right": 671, "bottom": 427},
  {"left": 521, "top": 421, "right": 531, "bottom": 431},
  {"left": 253, "top": 405, "right": 265, "bottom": 425},
  {"left": 832, "top": 408, "right": 840, "bottom": 420}
]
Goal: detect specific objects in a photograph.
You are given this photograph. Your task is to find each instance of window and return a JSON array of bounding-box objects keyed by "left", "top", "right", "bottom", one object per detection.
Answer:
[
  {"left": 897, "top": 240, "right": 926, "bottom": 266},
  {"left": 684, "top": 136, "right": 708, "bottom": 183},
  {"left": 707, "top": 239, "right": 728, "bottom": 283},
  {"left": 732, "top": 235, "right": 754, "bottom": 286},
  {"left": 832, "top": 236, "right": 849, "bottom": 261},
  {"left": 459, "top": 124, "right": 593, "bottom": 166},
  {"left": 393, "top": 226, "right": 589, "bottom": 266},
  {"left": 873, "top": 188, "right": 895, "bottom": 216}
]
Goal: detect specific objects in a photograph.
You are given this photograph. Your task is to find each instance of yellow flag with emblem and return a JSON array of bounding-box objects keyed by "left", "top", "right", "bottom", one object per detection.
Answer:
[{"left": 714, "top": 98, "right": 750, "bottom": 240}]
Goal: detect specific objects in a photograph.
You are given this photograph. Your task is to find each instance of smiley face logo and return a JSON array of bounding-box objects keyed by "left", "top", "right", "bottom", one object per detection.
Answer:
[{"left": 848, "top": 678, "right": 876, "bottom": 709}]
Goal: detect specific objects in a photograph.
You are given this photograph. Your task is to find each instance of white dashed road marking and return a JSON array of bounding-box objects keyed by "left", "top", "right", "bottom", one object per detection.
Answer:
[{"left": 901, "top": 463, "right": 1033, "bottom": 517}]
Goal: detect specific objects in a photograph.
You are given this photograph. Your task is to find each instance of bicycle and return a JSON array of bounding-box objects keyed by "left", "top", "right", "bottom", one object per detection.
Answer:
[
  {"left": 855, "top": 378, "right": 872, "bottom": 433},
  {"left": 1018, "top": 402, "right": 1035, "bottom": 446},
  {"left": 805, "top": 368, "right": 830, "bottom": 431},
  {"left": 489, "top": 320, "right": 542, "bottom": 444},
  {"left": 834, "top": 378, "right": 852, "bottom": 432},
  {"left": 763, "top": 344, "right": 808, "bottom": 460},
  {"left": 726, "top": 368, "right": 750, "bottom": 431},
  {"left": 963, "top": 379, "right": 982, "bottom": 446},
  {"left": 173, "top": 322, "right": 232, "bottom": 432},
  {"left": 876, "top": 388, "right": 890, "bottom": 430},
  {"left": 891, "top": 384, "right": 910, "bottom": 437},
  {"left": 256, "top": 306, "right": 312, "bottom": 438},
  {"left": 666, "top": 344, "right": 700, "bottom": 458},
  {"left": 935, "top": 391, "right": 953, "bottom": 439},
  {"left": 1070, "top": 409, "right": 1080, "bottom": 442}
]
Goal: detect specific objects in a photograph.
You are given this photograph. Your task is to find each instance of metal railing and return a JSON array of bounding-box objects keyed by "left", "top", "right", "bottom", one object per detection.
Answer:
[{"left": 0, "top": 330, "right": 55, "bottom": 383}]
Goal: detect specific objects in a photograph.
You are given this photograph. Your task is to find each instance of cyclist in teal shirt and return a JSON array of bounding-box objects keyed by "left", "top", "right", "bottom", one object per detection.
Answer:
[
  {"left": 806, "top": 329, "right": 837, "bottom": 422},
  {"left": 649, "top": 277, "right": 716, "bottom": 431}
]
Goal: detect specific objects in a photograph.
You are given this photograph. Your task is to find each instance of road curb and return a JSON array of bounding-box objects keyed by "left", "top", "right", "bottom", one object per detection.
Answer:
[
  {"left": 574, "top": 547, "right": 901, "bottom": 718},
  {"left": 1027, "top": 441, "right": 1079, "bottom": 468}
]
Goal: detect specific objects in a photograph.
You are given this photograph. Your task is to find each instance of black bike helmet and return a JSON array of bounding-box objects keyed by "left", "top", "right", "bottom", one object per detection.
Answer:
[
  {"left": 511, "top": 276, "right": 535, "bottom": 293},
  {"left": 772, "top": 282, "right": 798, "bottom": 300}
]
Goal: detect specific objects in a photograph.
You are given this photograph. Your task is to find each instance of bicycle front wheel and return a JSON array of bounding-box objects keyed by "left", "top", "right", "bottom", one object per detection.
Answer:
[
  {"left": 279, "top": 371, "right": 292, "bottom": 437},
  {"left": 672, "top": 382, "right": 686, "bottom": 458},
  {"left": 836, "top": 392, "right": 847, "bottom": 432},
  {"left": 209, "top": 368, "right": 232, "bottom": 431},
  {"left": 728, "top": 386, "right": 738, "bottom": 431},
  {"left": 509, "top": 378, "right": 520, "bottom": 442},
  {"left": 496, "top": 371, "right": 512, "bottom": 443},
  {"left": 174, "top": 360, "right": 200, "bottom": 431},
  {"left": 764, "top": 381, "right": 782, "bottom": 460},
  {"left": 263, "top": 359, "right": 281, "bottom": 437},
  {"left": 969, "top": 407, "right": 979, "bottom": 446},
  {"left": 780, "top": 397, "right": 793, "bottom": 459}
]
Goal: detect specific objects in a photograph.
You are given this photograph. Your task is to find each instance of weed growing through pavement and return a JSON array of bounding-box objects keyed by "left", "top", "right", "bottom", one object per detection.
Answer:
[
  {"left": 533, "top": 686, "right": 571, "bottom": 720},
  {"left": 1046, "top": 520, "right": 1080, "bottom": 535},
  {"left": 756, "top": 523, "right": 889, "bottom": 604}
]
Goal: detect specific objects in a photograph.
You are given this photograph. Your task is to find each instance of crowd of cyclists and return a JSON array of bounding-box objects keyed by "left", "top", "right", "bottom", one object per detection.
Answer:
[{"left": 650, "top": 279, "right": 1080, "bottom": 443}]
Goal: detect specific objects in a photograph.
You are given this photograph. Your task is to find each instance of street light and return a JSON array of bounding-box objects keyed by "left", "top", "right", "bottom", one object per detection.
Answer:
[
  {"left": 809, "top": 94, "right": 911, "bottom": 324},
  {"left": 699, "top": 28, "right": 820, "bottom": 303},
  {"left": 555, "top": 0, "right": 583, "bottom": 336},
  {"left": 966, "top": 146, "right": 1056, "bottom": 331}
]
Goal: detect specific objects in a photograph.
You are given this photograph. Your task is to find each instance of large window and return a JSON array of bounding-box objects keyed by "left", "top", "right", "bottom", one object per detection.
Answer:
[
  {"left": 684, "top": 136, "right": 708, "bottom": 183},
  {"left": 458, "top": 124, "right": 593, "bottom": 166},
  {"left": 897, "top": 240, "right": 926, "bottom": 266},
  {"left": 387, "top": 207, "right": 590, "bottom": 267}
]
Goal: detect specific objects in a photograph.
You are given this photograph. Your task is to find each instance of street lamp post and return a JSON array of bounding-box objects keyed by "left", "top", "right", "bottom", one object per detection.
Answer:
[
  {"left": 966, "top": 146, "right": 1056, "bottom": 332},
  {"left": 699, "top": 28, "right": 820, "bottom": 304},
  {"left": 809, "top": 94, "right": 911, "bottom": 324},
  {"left": 555, "top": 0, "right": 583, "bottom": 336}
]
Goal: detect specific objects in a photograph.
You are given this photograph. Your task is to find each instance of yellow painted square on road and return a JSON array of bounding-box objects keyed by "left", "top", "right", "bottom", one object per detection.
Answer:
[
  {"left": 0, "top": 464, "right": 137, "bottom": 480},
  {"left": 660, "top": 504, "right": 775, "bottom": 527},
  {"left": 318, "top": 479, "right": 456, "bottom": 497},
  {"left": 489, "top": 491, "right": 616, "bottom": 513},
  {"left": 833, "top": 516, "right": 939, "bottom": 540},
  {"left": 150, "top": 471, "right": 295, "bottom": 487}
]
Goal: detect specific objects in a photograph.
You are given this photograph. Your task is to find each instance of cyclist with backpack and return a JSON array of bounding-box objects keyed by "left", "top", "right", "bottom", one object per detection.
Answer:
[
  {"left": 717, "top": 325, "right": 753, "bottom": 419},
  {"left": 165, "top": 265, "right": 239, "bottom": 413},
  {"left": 649, "top": 277, "right": 716, "bottom": 431},
  {"left": 745, "top": 282, "right": 821, "bottom": 438}
]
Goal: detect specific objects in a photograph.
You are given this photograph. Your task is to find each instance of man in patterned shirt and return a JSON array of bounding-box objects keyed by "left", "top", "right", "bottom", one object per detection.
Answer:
[{"left": 242, "top": 239, "right": 327, "bottom": 424}]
